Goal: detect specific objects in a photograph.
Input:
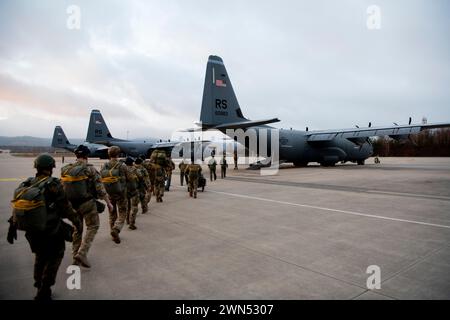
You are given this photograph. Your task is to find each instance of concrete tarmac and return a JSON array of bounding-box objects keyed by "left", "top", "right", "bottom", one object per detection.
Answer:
[{"left": 0, "top": 153, "right": 449, "bottom": 300}]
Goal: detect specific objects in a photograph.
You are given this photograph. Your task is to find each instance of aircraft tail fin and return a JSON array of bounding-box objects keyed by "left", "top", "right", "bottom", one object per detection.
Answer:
[
  {"left": 199, "top": 55, "right": 279, "bottom": 130},
  {"left": 51, "top": 126, "right": 76, "bottom": 150},
  {"left": 86, "top": 109, "right": 118, "bottom": 143}
]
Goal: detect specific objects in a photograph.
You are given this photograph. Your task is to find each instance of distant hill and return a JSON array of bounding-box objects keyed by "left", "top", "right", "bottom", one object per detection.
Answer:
[
  {"left": 0, "top": 136, "right": 163, "bottom": 147},
  {"left": 0, "top": 136, "right": 84, "bottom": 147}
]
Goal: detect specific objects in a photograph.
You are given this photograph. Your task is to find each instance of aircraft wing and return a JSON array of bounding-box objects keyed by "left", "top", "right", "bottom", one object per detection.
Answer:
[
  {"left": 305, "top": 122, "right": 450, "bottom": 143},
  {"left": 151, "top": 140, "right": 211, "bottom": 150},
  {"left": 152, "top": 141, "right": 180, "bottom": 149},
  {"left": 182, "top": 118, "right": 280, "bottom": 132}
]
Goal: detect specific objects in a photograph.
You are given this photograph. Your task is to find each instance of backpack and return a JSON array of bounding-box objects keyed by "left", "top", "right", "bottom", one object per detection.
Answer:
[
  {"left": 11, "top": 176, "right": 53, "bottom": 232},
  {"left": 188, "top": 165, "right": 201, "bottom": 179},
  {"left": 135, "top": 166, "right": 148, "bottom": 190},
  {"left": 101, "top": 161, "right": 125, "bottom": 195},
  {"left": 61, "top": 163, "right": 91, "bottom": 201},
  {"left": 126, "top": 167, "right": 138, "bottom": 196},
  {"left": 151, "top": 150, "right": 167, "bottom": 166}
]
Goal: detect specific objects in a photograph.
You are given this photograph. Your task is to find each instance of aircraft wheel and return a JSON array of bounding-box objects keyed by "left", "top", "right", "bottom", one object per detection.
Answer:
[
  {"left": 293, "top": 161, "right": 309, "bottom": 167},
  {"left": 320, "top": 162, "right": 336, "bottom": 167},
  {"left": 357, "top": 160, "right": 365, "bottom": 165}
]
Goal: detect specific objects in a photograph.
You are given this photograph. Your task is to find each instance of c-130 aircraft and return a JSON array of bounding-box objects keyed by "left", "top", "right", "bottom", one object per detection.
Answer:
[{"left": 196, "top": 55, "right": 450, "bottom": 167}]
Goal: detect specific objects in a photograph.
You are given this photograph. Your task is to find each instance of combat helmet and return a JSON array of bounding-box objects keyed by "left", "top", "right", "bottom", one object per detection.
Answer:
[
  {"left": 34, "top": 153, "right": 56, "bottom": 169},
  {"left": 74, "top": 145, "right": 91, "bottom": 158},
  {"left": 125, "top": 156, "right": 134, "bottom": 166},
  {"left": 108, "top": 146, "right": 121, "bottom": 158}
]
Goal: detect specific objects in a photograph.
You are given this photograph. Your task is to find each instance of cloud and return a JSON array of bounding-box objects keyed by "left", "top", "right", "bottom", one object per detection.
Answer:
[{"left": 0, "top": 0, "right": 449, "bottom": 138}]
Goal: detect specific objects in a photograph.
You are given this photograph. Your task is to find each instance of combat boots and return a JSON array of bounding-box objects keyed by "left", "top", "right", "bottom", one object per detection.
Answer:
[
  {"left": 34, "top": 286, "right": 52, "bottom": 301},
  {"left": 111, "top": 228, "right": 121, "bottom": 244},
  {"left": 129, "top": 225, "right": 137, "bottom": 230},
  {"left": 74, "top": 253, "right": 91, "bottom": 268}
]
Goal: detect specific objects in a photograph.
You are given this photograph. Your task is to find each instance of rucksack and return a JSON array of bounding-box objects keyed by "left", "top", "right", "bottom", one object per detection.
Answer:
[
  {"left": 61, "top": 163, "right": 91, "bottom": 201},
  {"left": 151, "top": 150, "right": 167, "bottom": 166},
  {"left": 126, "top": 167, "right": 138, "bottom": 196},
  {"left": 188, "top": 165, "right": 201, "bottom": 179},
  {"left": 101, "top": 161, "right": 125, "bottom": 195},
  {"left": 11, "top": 176, "right": 53, "bottom": 232},
  {"left": 135, "top": 166, "right": 148, "bottom": 190}
]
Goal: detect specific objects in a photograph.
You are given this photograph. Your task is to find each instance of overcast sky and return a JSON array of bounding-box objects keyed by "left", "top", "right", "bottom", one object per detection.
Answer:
[{"left": 0, "top": 0, "right": 449, "bottom": 139}]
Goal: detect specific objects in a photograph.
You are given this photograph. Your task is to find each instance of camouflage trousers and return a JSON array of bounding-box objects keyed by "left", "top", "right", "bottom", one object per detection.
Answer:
[
  {"left": 188, "top": 176, "right": 198, "bottom": 197},
  {"left": 127, "top": 193, "right": 139, "bottom": 227},
  {"left": 139, "top": 190, "right": 148, "bottom": 213},
  {"left": 109, "top": 195, "right": 128, "bottom": 232},
  {"left": 145, "top": 184, "right": 153, "bottom": 204},
  {"left": 34, "top": 251, "right": 64, "bottom": 294},
  {"left": 72, "top": 199, "right": 99, "bottom": 259},
  {"left": 179, "top": 171, "right": 186, "bottom": 186},
  {"left": 155, "top": 179, "right": 165, "bottom": 202}
]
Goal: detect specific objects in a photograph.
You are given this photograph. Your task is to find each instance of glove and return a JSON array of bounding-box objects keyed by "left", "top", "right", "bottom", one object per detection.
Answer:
[
  {"left": 7, "top": 217, "right": 17, "bottom": 244},
  {"left": 95, "top": 200, "right": 106, "bottom": 214},
  {"left": 72, "top": 214, "right": 83, "bottom": 232},
  {"left": 61, "top": 220, "right": 74, "bottom": 242}
]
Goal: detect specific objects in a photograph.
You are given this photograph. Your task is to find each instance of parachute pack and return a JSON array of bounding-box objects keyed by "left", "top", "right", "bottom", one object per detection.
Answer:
[
  {"left": 188, "top": 165, "right": 201, "bottom": 178},
  {"left": 11, "top": 176, "right": 54, "bottom": 232},
  {"left": 61, "top": 163, "right": 91, "bottom": 201},
  {"left": 150, "top": 150, "right": 167, "bottom": 166},
  {"left": 126, "top": 167, "right": 139, "bottom": 196},
  {"left": 101, "top": 161, "right": 125, "bottom": 195}
]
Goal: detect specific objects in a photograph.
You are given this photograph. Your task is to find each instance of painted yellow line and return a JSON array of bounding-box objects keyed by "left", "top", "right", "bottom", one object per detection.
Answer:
[
  {"left": 0, "top": 178, "right": 23, "bottom": 182},
  {"left": 210, "top": 190, "right": 450, "bottom": 230}
]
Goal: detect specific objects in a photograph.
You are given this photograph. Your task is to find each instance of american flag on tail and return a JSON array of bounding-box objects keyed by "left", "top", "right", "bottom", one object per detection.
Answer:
[{"left": 215, "top": 79, "right": 227, "bottom": 87}]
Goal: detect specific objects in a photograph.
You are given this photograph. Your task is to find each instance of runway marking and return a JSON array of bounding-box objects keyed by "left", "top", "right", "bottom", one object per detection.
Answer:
[
  {"left": 0, "top": 178, "right": 22, "bottom": 182},
  {"left": 225, "top": 176, "right": 450, "bottom": 202},
  {"left": 209, "top": 190, "right": 450, "bottom": 230}
]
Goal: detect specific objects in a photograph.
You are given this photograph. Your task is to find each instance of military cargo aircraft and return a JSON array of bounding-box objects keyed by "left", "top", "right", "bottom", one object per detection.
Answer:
[
  {"left": 196, "top": 55, "right": 450, "bottom": 167},
  {"left": 85, "top": 110, "right": 182, "bottom": 158},
  {"left": 51, "top": 126, "right": 109, "bottom": 159}
]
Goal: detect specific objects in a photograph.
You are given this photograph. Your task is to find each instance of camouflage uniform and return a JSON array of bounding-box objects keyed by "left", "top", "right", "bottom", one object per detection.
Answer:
[
  {"left": 10, "top": 173, "right": 78, "bottom": 300},
  {"left": 186, "top": 163, "right": 202, "bottom": 198},
  {"left": 101, "top": 159, "right": 130, "bottom": 234},
  {"left": 135, "top": 163, "right": 150, "bottom": 213},
  {"left": 143, "top": 159, "right": 154, "bottom": 204},
  {"left": 178, "top": 160, "right": 187, "bottom": 186},
  {"left": 126, "top": 165, "right": 140, "bottom": 229},
  {"left": 165, "top": 158, "right": 175, "bottom": 191},
  {"left": 62, "top": 160, "right": 107, "bottom": 263},
  {"left": 220, "top": 157, "right": 228, "bottom": 178},
  {"left": 153, "top": 163, "right": 166, "bottom": 202}
]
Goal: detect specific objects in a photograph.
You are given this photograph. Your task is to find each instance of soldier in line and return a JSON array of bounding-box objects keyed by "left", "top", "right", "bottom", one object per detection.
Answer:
[
  {"left": 153, "top": 159, "right": 166, "bottom": 202},
  {"left": 134, "top": 157, "right": 150, "bottom": 214},
  {"left": 186, "top": 160, "right": 202, "bottom": 199},
  {"left": 208, "top": 155, "right": 217, "bottom": 181},
  {"left": 220, "top": 154, "right": 228, "bottom": 178},
  {"left": 101, "top": 146, "right": 130, "bottom": 244},
  {"left": 178, "top": 159, "right": 187, "bottom": 186},
  {"left": 8, "top": 154, "right": 81, "bottom": 300},
  {"left": 165, "top": 157, "right": 175, "bottom": 191},
  {"left": 142, "top": 156, "right": 154, "bottom": 205},
  {"left": 125, "top": 157, "right": 140, "bottom": 230},
  {"left": 61, "top": 145, "right": 113, "bottom": 268},
  {"left": 233, "top": 151, "right": 238, "bottom": 170}
]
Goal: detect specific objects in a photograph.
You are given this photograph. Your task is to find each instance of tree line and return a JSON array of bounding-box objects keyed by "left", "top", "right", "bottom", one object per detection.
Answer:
[{"left": 372, "top": 129, "right": 450, "bottom": 157}]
